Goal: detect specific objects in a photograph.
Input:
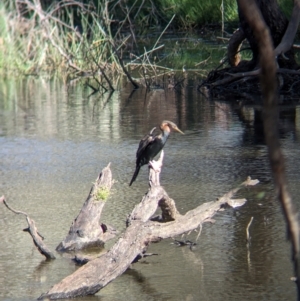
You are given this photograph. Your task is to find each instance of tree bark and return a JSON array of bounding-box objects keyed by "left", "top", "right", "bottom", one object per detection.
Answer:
[{"left": 38, "top": 158, "right": 258, "bottom": 300}]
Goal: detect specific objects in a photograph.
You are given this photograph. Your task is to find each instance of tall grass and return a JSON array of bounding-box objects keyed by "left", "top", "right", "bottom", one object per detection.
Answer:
[
  {"left": 1, "top": 0, "right": 293, "bottom": 79},
  {"left": 0, "top": 0, "right": 128, "bottom": 79},
  {"left": 0, "top": 0, "right": 239, "bottom": 78}
]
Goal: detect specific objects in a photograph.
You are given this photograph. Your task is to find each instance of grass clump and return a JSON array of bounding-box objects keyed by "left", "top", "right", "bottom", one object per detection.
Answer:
[{"left": 94, "top": 187, "right": 110, "bottom": 202}]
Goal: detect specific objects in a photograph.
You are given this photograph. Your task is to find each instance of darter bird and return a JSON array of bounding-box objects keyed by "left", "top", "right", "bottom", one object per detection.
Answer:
[{"left": 129, "top": 120, "right": 184, "bottom": 186}]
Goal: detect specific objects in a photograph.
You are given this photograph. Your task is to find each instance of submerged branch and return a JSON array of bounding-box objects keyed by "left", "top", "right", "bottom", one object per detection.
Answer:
[{"left": 0, "top": 195, "right": 55, "bottom": 260}]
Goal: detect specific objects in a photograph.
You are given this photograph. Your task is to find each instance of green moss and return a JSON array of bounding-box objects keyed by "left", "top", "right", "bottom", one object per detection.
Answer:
[{"left": 94, "top": 187, "right": 110, "bottom": 201}]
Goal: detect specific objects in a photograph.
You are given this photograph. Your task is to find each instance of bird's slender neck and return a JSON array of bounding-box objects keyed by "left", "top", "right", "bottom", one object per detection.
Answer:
[{"left": 160, "top": 125, "right": 171, "bottom": 144}]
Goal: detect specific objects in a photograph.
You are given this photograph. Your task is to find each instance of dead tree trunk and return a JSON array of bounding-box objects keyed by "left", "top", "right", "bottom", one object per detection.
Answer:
[
  {"left": 56, "top": 163, "right": 117, "bottom": 252},
  {"left": 38, "top": 154, "right": 258, "bottom": 300}
]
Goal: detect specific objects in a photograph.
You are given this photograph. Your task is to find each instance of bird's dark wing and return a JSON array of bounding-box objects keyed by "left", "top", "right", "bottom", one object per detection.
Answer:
[
  {"left": 136, "top": 127, "right": 157, "bottom": 159},
  {"left": 129, "top": 127, "right": 157, "bottom": 186}
]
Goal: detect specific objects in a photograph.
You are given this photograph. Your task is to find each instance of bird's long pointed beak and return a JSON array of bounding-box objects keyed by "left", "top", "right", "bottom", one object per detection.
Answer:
[{"left": 175, "top": 127, "right": 184, "bottom": 134}]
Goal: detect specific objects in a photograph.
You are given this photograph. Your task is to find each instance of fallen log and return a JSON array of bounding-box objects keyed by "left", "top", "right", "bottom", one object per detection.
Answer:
[
  {"left": 38, "top": 153, "right": 259, "bottom": 300},
  {"left": 56, "top": 163, "right": 117, "bottom": 252},
  {"left": 0, "top": 196, "right": 56, "bottom": 260}
]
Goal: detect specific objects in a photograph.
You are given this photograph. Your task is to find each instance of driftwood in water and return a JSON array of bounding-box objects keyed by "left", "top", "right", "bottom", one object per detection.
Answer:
[
  {"left": 0, "top": 163, "right": 116, "bottom": 259},
  {"left": 39, "top": 152, "right": 259, "bottom": 300},
  {"left": 0, "top": 196, "right": 56, "bottom": 260},
  {"left": 56, "top": 163, "right": 117, "bottom": 252}
]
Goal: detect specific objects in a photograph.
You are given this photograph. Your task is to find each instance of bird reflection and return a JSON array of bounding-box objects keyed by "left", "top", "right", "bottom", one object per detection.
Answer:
[{"left": 129, "top": 121, "right": 184, "bottom": 186}]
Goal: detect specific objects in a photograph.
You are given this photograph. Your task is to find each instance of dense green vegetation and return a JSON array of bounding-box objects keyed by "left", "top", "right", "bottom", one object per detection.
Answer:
[
  {"left": 0, "top": 0, "right": 293, "bottom": 79},
  {"left": 155, "top": 0, "right": 238, "bottom": 28}
]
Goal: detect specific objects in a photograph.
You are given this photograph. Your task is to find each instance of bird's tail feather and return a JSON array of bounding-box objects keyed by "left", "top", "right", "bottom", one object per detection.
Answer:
[{"left": 129, "top": 165, "right": 141, "bottom": 186}]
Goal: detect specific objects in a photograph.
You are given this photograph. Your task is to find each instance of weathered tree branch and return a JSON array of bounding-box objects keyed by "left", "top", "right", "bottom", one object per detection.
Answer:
[
  {"left": 210, "top": 69, "right": 260, "bottom": 87},
  {"left": 207, "top": 66, "right": 300, "bottom": 90},
  {"left": 0, "top": 195, "right": 55, "bottom": 260},
  {"left": 228, "top": 28, "right": 245, "bottom": 67},
  {"left": 39, "top": 158, "right": 259, "bottom": 300},
  {"left": 56, "top": 163, "right": 117, "bottom": 252}
]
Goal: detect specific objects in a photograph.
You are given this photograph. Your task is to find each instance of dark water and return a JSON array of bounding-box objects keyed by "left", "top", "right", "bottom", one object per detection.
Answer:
[{"left": 0, "top": 77, "right": 298, "bottom": 300}]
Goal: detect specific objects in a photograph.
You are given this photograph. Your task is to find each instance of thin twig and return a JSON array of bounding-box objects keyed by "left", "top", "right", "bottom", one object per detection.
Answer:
[
  {"left": 195, "top": 54, "right": 211, "bottom": 66},
  {"left": 1, "top": 195, "right": 28, "bottom": 217},
  {"left": 152, "top": 14, "right": 176, "bottom": 50},
  {"left": 0, "top": 195, "right": 55, "bottom": 259},
  {"left": 126, "top": 44, "right": 165, "bottom": 66},
  {"left": 246, "top": 216, "right": 254, "bottom": 243},
  {"left": 110, "top": 42, "right": 139, "bottom": 89},
  {"left": 195, "top": 223, "right": 203, "bottom": 241}
]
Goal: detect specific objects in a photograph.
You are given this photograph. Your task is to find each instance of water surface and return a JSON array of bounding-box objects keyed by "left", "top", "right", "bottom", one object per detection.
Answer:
[{"left": 0, "top": 77, "right": 298, "bottom": 300}]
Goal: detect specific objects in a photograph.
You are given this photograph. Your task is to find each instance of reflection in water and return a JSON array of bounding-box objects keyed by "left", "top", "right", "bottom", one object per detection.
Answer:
[{"left": 0, "top": 77, "right": 298, "bottom": 300}]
